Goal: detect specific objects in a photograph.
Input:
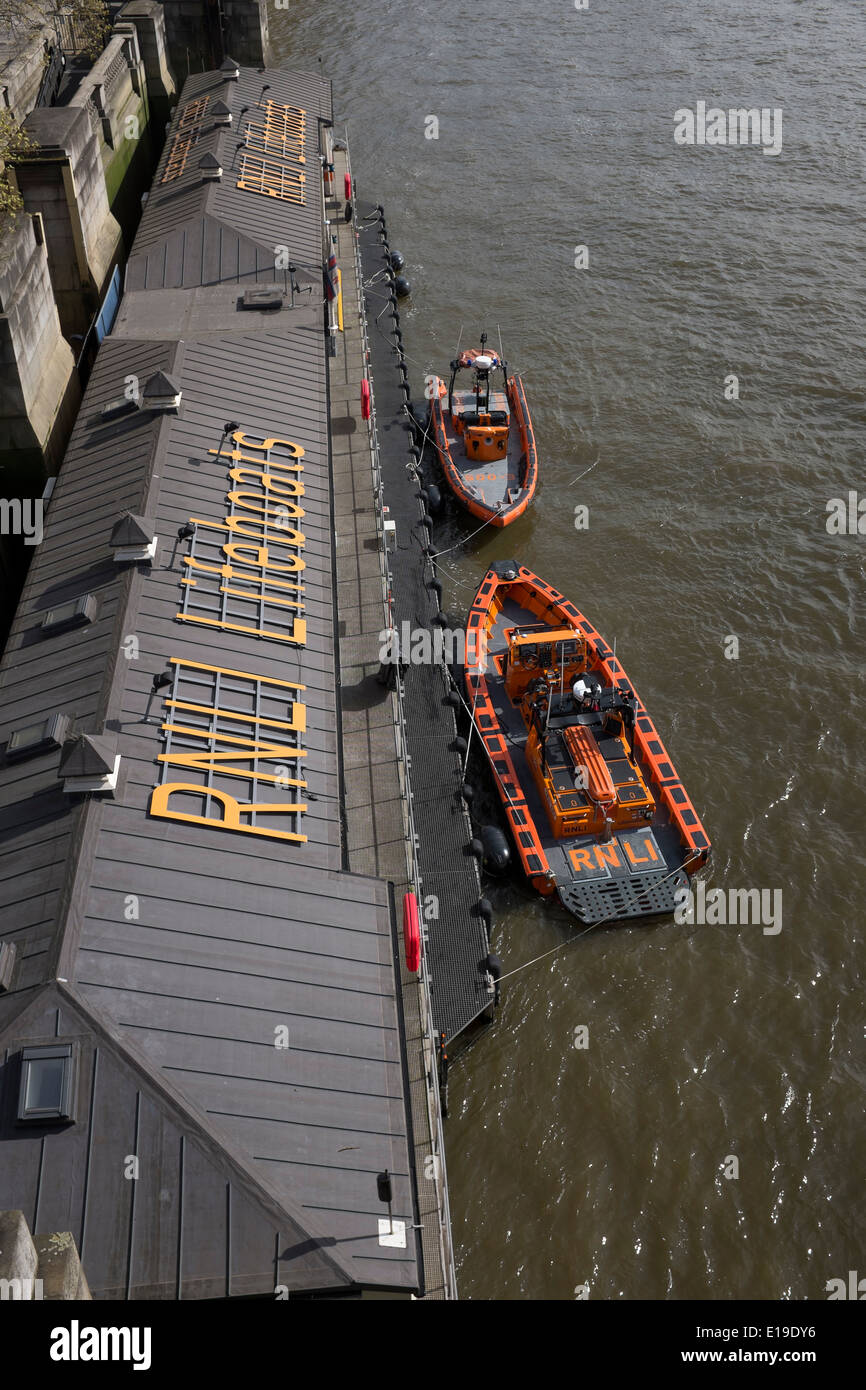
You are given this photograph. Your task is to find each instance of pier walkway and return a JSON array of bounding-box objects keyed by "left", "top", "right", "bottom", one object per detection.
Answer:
[{"left": 328, "top": 150, "right": 467, "bottom": 1298}]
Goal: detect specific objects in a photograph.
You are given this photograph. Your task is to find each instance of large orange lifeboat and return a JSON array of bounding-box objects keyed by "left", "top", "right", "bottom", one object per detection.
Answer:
[{"left": 463, "top": 561, "right": 711, "bottom": 926}]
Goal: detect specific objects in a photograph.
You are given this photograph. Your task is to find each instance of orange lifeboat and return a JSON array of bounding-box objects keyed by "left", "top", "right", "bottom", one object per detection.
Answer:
[
  {"left": 463, "top": 561, "right": 711, "bottom": 926},
  {"left": 428, "top": 332, "right": 538, "bottom": 527}
]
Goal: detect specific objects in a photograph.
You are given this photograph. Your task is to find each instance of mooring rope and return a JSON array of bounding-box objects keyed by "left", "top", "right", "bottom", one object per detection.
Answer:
[
  {"left": 426, "top": 504, "right": 507, "bottom": 557},
  {"left": 494, "top": 852, "right": 704, "bottom": 983}
]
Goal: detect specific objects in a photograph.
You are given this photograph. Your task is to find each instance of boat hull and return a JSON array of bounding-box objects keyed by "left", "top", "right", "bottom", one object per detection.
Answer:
[{"left": 464, "top": 562, "right": 711, "bottom": 926}]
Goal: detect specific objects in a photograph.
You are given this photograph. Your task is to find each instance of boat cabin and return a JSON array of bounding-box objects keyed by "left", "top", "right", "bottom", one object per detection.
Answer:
[
  {"left": 448, "top": 349, "right": 511, "bottom": 462},
  {"left": 502, "top": 627, "right": 656, "bottom": 841},
  {"left": 504, "top": 627, "right": 586, "bottom": 702}
]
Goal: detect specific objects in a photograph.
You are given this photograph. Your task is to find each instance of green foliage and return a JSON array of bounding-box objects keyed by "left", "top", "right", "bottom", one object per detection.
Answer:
[
  {"left": 0, "top": 1, "right": 111, "bottom": 61},
  {"left": 0, "top": 110, "right": 37, "bottom": 240},
  {"left": 65, "top": 0, "right": 111, "bottom": 60}
]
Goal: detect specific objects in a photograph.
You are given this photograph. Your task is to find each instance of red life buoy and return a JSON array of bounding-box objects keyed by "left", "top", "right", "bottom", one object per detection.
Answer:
[
  {"left": 403, "top": 892, "right": 421, "bottom": 972},
  {"left": 344, "top": 171, "right": 352, "bottom": 201},
  {"left": 360, "top": 378, "right": 371, "bottom": 420}
]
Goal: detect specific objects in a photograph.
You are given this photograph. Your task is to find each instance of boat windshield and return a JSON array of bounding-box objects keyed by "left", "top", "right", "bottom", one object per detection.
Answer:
[{"left": 508, "top": 631, "right": 584, "bottom": 672}]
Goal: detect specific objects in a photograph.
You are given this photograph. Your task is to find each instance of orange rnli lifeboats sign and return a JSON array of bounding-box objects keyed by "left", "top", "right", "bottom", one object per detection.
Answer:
[
  {"left": 177, "top": 430, "right": 307, "bottom": 645},
  {"left": 568, "top": 828, "right": 662, "bottom": 880},
  {"left": 148, "top": 657, "right": 308, "bottom": 843},
  {"left": 148, "top": 428, "right": 312, "bottom": 844}
]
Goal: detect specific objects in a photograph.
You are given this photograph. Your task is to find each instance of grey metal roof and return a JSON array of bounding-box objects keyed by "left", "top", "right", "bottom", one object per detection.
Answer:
[
  {"left": 127, "top": 66, "right": 333, "bottom": 288},
  {"left": 0, "top": 986, "right": 361, "bottom": 1297},
  {"left": 0, "top": 66, "right": 417, "bottom": 1299}
]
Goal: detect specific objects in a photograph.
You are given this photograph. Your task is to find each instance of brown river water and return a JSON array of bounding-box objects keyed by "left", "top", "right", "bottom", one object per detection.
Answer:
[{"left": 273, "top": 0, "right": 865, "bottom": 1300}]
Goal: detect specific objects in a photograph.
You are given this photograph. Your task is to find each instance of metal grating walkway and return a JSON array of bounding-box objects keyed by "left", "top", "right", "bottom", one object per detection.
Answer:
[{"left": 357, "top": 202, "right": 492, "bottom": 1048}]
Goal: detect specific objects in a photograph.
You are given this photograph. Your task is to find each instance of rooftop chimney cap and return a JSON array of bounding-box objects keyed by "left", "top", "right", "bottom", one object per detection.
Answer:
[
  {"left": 141, "top": 370, "right": 182, "bottom": 411},
  {"left": 110, "top": 511, "right": 158, "bottom": 564},
  {"left": 110, "top": 512, "right": 154, "bottom": 547},
  {"left": 212, "top": 100, "right": 232, "bottom": 118},
  {"left": 198, "top": 151, "right": 223, "bottom": 180},
  {"left": 143, "top": 368, "right": 181, "bottom": 399},
  {"left": 59, "top": 732, "right": 117, "bottom": 779},
  {"left": 220, "top": 57, "right": 240, "bottom": 77}
]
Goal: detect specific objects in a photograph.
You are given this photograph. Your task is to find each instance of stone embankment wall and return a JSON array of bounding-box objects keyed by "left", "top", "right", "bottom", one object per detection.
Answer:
[
  {"left": 0, "top": 0, "right": 269, "bottom": 640},
  {"left": 1, "top": 5, "right": 177, "bottom": 492},
  {"left": 159, "top": 0, "right": 270, "bottom": 78},
  {"left": 0, "top": 1209, "right": 91, "bottom": 1300}
]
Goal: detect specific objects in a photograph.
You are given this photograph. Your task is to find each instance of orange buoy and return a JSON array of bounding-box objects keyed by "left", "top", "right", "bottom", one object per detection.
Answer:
[
  {"left": 403, "top": 892, "right": 421, "bottom": 972},
  {"left": 360, "top": 378, "right": 371, "bottom": 420}
]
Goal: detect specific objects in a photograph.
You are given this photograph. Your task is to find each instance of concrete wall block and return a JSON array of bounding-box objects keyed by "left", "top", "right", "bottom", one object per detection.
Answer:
[
  {"left": 33, "top": 1232, "right": 92, "bottom": 1301},
  {"left": 0, "top": 31, "right": 53, "bottom": 122},
  {"left": 0, "top": 216, "right": 36, "bottom": 309},
  {"left": 20, "top": 107, "right": 121, "bottom": 295},
  {"left": 0, "top": 1210, "right": 39, "bottom": 1292}
]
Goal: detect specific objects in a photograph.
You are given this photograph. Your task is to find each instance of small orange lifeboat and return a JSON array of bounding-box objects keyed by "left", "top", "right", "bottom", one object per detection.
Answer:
[{"left": 428, "top": 333, "right": 537, "bottom": 527}]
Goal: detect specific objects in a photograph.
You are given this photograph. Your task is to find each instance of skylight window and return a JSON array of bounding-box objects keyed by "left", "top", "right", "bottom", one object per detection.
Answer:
[
  {"left": 101, "top": 395, "right": 139, "bottom": 422},
  {"left": 40, "top": 594, "right": 96, "bottom": 634},
  {"left": 6, "top": 712, "right": 69, "bottom": 762},
  {"left": 17, "top": 1044, "right": 76, "bottom": 1123}
]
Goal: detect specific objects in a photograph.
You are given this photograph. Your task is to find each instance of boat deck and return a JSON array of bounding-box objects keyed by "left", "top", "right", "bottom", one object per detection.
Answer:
[
  {"left": 440, "top": 389, "right": 525, "bottom": 510},
  {"left": 486, "top": 597, "right": 688, "bottom": 923}
]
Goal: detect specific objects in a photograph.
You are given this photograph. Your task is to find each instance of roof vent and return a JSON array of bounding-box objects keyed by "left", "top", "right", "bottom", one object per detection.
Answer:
[
  {"left": 198, "top": 151, "right": 222, "bottom": 181},
  {"left": 59, "top": 732, "right": 120, "bottom": 794},
  {"left": 110, "top": 512, "right": 158, "bottom": 564},
  {"left": 141, "top": 370, "right": 182, "bottom": 413},
  {"left": 220, "top": 57, "right": 240, "bottom": 80},
  {"left": 212, "top": 99, "right": 232, "bottom": 126},
  {"left": 240, "top": 286, "right": 283, "bottom": 312}
]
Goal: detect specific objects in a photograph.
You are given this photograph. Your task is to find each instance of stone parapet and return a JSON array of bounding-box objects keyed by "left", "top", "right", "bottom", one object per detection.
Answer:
[
  {"left": 0, "top": 1211, "right": 91, "bottom": 1301},
  {"left": 0, "top": 212, "right": 79, "bottom": 482},
  {"left": 16, "top": 102, "right": 123, "bottom": 337}
]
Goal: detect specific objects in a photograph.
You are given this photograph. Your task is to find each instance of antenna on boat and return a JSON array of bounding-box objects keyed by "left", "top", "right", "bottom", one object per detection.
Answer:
[
  {"left": 497, "top": 322, "right": 504, "bottom": 363},
  {"left": 543, "top": 667, "right": 553, "bottom": 738},
  {"left": 558, "top": 638, "right": 566, "bottom": 712}
]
